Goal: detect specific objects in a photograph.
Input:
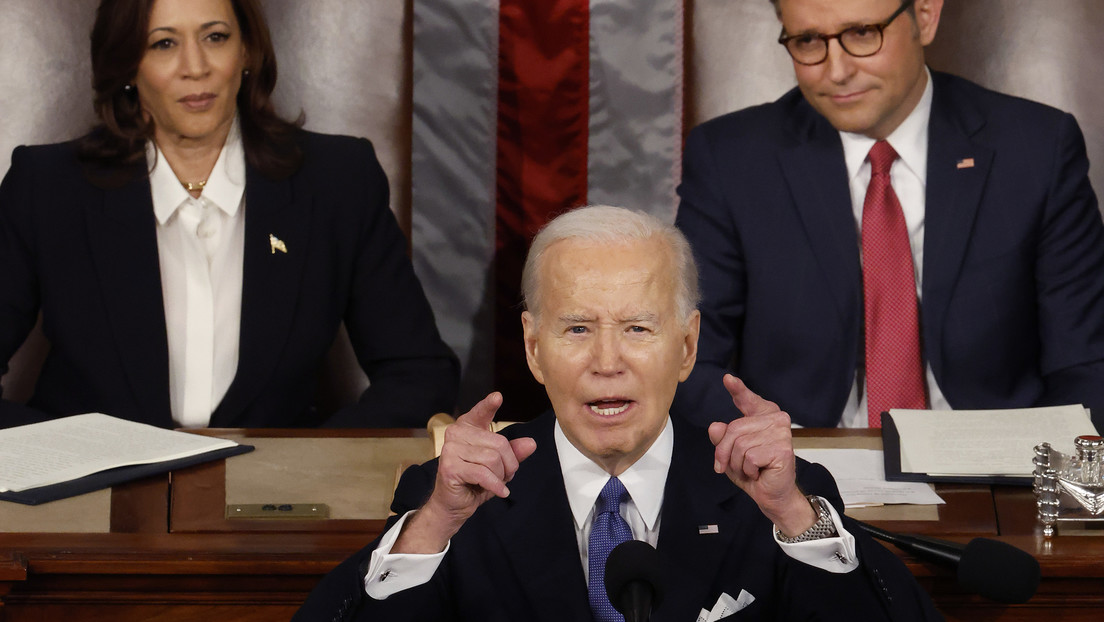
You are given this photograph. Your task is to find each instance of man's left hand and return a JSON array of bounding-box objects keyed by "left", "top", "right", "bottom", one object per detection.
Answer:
[{"left": 708, "top": 374, "right": 817, "bottom": 537}]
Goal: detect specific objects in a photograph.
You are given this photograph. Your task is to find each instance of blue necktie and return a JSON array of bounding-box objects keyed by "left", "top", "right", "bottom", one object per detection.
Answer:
[{"left": 588, "top": 476, "right": 633, "bottom": 622}]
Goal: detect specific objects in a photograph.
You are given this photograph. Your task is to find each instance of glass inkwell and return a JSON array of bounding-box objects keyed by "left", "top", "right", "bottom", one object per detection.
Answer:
[{"left": 1034, "top": 435, "right": 1104, "bottom": 536}]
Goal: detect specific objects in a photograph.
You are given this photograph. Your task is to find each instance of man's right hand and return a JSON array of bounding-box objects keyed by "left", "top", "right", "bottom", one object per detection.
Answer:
[{"left": 393, "top": 392, "right": 537, "bottom": 554}]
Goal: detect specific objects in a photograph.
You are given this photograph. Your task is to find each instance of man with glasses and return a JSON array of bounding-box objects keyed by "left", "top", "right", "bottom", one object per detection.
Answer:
[{"left": 674, "top": 0, "right": 1104, "bottom": 430}]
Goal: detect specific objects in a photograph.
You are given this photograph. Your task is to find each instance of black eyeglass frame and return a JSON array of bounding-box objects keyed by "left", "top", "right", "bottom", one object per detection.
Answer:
[{"left": 777, "top": 0, "right": 916, "bottom": 66}]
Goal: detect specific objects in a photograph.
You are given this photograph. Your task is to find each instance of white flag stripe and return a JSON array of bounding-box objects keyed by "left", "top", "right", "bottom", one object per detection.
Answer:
[
  {"left": 587, "top": 0, "right": 683, "bottom": 222},
  {"left": 411, "top": 0, "right": 500, "bottom": 405}
]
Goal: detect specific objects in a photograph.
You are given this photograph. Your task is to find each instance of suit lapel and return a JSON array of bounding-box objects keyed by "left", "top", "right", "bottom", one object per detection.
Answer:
[
  {"left": 492, "top": 417, "right": 592, "bottom": 621},
  {"left": 777, "top": 110, "right": 862, "bottom": 323},
  {"left": 210, "top": 166, "right": 313, "bottom": 426},
  {"left": 921, "top": 75, "right": 993, "bottom": 381},
  {"left": 654, "top": 421, "right": 741, "bottom": 621},
  {"left": 87, "top": 173, "right": 173, "bottom": 426}
]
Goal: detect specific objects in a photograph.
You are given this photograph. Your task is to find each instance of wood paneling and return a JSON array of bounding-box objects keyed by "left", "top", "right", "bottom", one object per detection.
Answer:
[{"left": 2, "top": 429, "right": 1103, "bottom": 620}]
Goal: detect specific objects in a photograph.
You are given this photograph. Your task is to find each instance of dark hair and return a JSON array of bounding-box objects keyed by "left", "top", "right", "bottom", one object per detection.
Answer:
[
  {"left": 78, "top": 0, "right": 303, "bottom": 186},
  {"left": 768, "top": 0, "right": 916, "bottom": 20}
]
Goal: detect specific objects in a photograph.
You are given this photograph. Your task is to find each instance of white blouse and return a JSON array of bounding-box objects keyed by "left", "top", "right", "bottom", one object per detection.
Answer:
[{"left": 148, "top": 121, "right": 246, "bottom": 427}]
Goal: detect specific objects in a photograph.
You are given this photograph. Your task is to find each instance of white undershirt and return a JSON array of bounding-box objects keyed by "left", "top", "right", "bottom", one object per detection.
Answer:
[
  {"left": 361, "top": 418, "right": 857, "bottom": 600},
  {"left": 836, "top": 68, "right": 950, "bottom": 428},
  {"left": 149, "top": 120, "right": 246, "bottom": 428}
]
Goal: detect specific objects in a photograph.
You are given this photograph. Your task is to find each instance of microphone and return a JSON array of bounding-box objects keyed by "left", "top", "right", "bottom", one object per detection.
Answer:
[
  {"left": 604, "top": 540, "right": 665, "bottom": 622},
  {"left": 855, "top": 520, "right": 1040, "bottom": 604}
]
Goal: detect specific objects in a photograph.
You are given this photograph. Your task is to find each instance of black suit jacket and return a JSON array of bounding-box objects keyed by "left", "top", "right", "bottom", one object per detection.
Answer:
[
  {"left": 674, "top": 71, "right": 1104, "bottom": 428},
  {"left": 294, "top": 414, "right": 942, "bottom": 621},
  {"left": 0, "top": 131, "right": 458, "bottom": 428}
]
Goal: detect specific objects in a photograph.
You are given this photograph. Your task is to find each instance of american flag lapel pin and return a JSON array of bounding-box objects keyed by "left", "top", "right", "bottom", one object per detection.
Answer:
[
  {"left": 956, "top": 157, "right": 975, "bottom": 169},
  {"left": 269, "top": 234, "right": 288, "bottom": 254},
  {"left": 698, "top": 524, "right": 719, "bottom": 535}
]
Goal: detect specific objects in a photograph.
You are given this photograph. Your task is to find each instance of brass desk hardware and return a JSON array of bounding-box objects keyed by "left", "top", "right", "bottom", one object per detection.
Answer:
[{"left": 226, "top": 503, "right": 330, "bottom": 519}]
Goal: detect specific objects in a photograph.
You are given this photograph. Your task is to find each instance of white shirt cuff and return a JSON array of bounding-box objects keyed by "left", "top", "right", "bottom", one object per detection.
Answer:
[
  {"left": 773, "top": 496, "right": 859, "bottom": 574},
  {"left": 362, "top": 511, "right": 450, "bottom": 599}
]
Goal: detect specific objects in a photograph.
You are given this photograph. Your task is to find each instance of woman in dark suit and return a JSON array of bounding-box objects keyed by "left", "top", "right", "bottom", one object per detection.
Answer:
[{"left": 0, "top": 0, "right": 458, "bottom": 429}]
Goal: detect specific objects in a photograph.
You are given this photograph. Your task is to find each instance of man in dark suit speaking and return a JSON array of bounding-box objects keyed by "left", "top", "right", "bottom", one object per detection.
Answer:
[
  {"left": 294, "top": 205, "right": 940, "bottom": 621},
  {"left": 674, "top": 0, "right": 1104, "bottom": 429}
]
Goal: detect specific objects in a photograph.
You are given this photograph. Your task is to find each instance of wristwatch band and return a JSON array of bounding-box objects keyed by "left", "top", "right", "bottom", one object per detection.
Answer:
[{"left": 775, "top": 495, "right": 838, "bottom": 544}]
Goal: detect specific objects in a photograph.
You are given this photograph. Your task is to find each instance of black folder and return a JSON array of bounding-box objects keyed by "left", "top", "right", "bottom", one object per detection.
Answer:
[
  {"left": 0, "top": 444, "right": 254, "bottom": 505},
  {"left": 880, "top": 413, "right": 1032, "bottom": 486}
]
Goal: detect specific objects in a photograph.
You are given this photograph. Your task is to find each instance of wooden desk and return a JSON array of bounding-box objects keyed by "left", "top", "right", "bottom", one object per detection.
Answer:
[
  {"left": 791, "top": 429, "right": 1104, "bottom": 620},
  {"left": 0, "top": 429, "right": 431, "bottom": 622},
  {"left": 1, "top": 429, "right": 1102, "bottom": 621}
]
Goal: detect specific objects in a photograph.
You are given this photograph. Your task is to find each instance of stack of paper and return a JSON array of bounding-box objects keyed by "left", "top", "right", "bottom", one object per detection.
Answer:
[
  {"left": 885, "top": 405, "right": 1097, "bottom": 483},
  {"left": 0, "top": 413, "right": 249, "bottom": 503}
]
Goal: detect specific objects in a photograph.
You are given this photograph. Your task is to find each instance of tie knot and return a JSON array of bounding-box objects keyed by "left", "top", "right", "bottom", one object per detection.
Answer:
[
  {"left": 596, "top": 477, "right": 628, "bottom": 515},
  {"left": 868, "top": 140, "right": 898, "bottom": 177}
]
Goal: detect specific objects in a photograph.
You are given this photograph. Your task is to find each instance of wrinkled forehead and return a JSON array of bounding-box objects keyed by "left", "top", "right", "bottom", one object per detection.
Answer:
[
  {"left": 538, "top": 237, "right": 677, "bottom": 311},
  {"left": 778, "top": 0, "right": 902, "bottom": 32}
]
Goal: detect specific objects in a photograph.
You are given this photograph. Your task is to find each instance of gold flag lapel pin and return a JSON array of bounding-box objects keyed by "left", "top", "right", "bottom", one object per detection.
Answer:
[
  {"left": 956, "top": 157, "right": 975, "bottom": 169},
  {"left": 269, "top": 234, "right": 288, "bottom": 254}
]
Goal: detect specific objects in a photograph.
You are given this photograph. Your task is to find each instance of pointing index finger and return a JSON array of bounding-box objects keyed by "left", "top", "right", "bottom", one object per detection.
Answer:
[
  {"left": 723, "top": 374, "right": 779, "bottom": 418},
  {"left": 457, "top": 392, "right": 503, "bottom": 430}
]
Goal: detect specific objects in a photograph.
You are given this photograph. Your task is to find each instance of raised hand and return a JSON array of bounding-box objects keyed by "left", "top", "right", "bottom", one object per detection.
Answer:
[
  {"left": 394, "top": 392, "right": 537, "bottom": 553},
  {"left": 707, "top": 375, "right": 816, "bottom": 537}
]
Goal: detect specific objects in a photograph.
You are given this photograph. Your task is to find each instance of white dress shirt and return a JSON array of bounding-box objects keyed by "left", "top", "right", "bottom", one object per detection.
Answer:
[
  {"left": 149, "top": 120, "right": 246, "bottom": 428},
  {"left": 362, "top": 417, "right": 858, "bottom": 600},
  {"left": 559, "top": 416, "right": 669, "bottom": 582},
  {"left": 836, "top": 68, "right": 951, "bottom": 428}
]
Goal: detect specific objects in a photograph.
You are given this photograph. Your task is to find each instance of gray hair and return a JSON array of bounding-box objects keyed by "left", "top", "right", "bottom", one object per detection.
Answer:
[{"left": 521, "top": 205, "right": 700, "bottom": 326}]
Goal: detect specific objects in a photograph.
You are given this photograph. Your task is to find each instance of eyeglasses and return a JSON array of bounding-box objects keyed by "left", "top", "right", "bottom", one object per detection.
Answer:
[{"left": 777, "top": 0, "right": 915, "bottom": 66}]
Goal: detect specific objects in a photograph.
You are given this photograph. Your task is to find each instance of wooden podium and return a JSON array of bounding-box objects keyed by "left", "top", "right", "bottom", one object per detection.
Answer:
[
  {"left": 0, "top": 429, "right": 433, "bottom": 622},
  {"left": 0, "top": 429, "right": 1102, "bottom": 621}
]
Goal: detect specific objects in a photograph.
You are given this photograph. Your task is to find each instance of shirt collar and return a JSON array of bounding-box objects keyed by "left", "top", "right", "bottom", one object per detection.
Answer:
[
  {"left": 555, "top": 417, "right": 673, "bottom": 533},
  {"left": 148, "top": 117, "right": 246, "bottom": 225},
  {"left": 839, "top": 66, "right": 933, "bottom": 185}
]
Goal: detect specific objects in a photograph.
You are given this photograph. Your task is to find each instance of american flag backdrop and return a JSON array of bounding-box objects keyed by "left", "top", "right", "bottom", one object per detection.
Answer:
[
  {"left": 411, "top": 0, "right": 685, "bottom": 418},
  {"left": 0, "top": 1, "right": 1100, "bottom": 421}
]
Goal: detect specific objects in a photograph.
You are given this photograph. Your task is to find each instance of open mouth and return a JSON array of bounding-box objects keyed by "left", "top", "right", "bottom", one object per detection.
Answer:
[{"left": 588, "top": 399, "right": 633, "bottom": 416}]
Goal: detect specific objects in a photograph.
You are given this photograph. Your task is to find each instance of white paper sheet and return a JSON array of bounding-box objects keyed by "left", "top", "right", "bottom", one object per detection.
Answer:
[
  {"left": 795, "top": 448, "right": 945, "bottom": 507},
  {"left": 889, "top": 406, "right": 1097, "bottom": 477}
]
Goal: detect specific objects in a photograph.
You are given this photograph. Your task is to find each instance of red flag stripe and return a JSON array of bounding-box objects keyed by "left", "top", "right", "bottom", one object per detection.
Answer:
[{"left": 494, "top": 0, "right": 591, "bottom": 419}]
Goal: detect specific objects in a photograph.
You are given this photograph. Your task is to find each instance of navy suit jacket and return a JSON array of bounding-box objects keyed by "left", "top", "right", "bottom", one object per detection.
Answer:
[
  {"left": 674, "top": 71, "right": 1104, "bottom": 428},
  {"left": 0, "top": 131, "right": 458, "bottom": 428},
  {"left": 294, "top": 414, "right": 941, "bottom": 621}
]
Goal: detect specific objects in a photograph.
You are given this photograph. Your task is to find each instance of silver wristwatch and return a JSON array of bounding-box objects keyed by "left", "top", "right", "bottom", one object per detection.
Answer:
[{"left": 775, "top": 495, "right": 838, "bottom": 544}]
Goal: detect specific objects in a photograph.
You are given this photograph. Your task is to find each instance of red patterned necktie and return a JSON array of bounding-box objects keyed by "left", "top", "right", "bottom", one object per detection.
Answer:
[{"left": 862, "top": 140, "right": 927, "bottom": 427}]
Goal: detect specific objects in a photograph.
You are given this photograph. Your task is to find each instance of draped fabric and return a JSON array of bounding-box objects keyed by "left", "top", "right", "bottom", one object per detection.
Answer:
[
  {"left": 0, "top": 1, "right": 1101, "bottom": 416},
  {"left": 412, "top": 0, "right": 685, "bottom": 418}
]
